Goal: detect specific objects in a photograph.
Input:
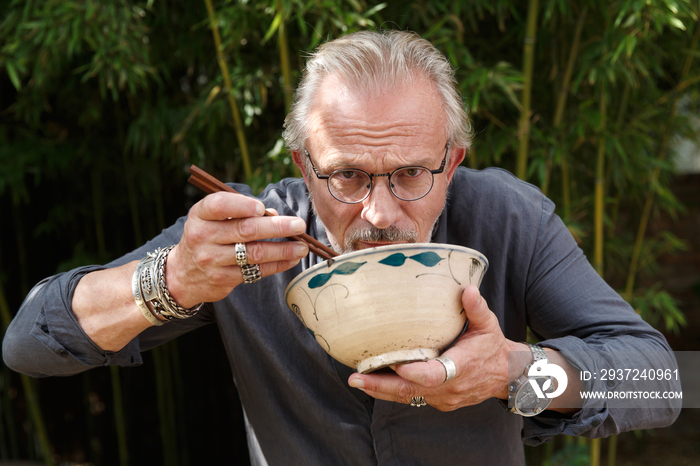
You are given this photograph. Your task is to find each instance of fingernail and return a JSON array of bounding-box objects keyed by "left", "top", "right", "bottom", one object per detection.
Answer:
[
  {"left": 290, "top": 218, "right": 306, "bottom": 233},
  {"left": 255, "top": 203, "right": 265, "bottom": 216},
  {"left": 349, "top": 378, "right": 364, "bottom": 390},
  {"left": 294, "top": 244, "right": 308, "bottom": 257}
]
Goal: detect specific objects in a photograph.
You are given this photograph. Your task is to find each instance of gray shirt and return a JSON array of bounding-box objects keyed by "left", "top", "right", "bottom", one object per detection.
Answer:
[{"left": 3, "top": 167, "right": 681, "bottom": 465}]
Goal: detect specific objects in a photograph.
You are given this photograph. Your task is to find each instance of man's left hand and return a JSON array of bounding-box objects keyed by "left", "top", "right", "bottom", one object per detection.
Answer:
[{"left": 348, "top": 285, "right": 518, "bottom": 411}]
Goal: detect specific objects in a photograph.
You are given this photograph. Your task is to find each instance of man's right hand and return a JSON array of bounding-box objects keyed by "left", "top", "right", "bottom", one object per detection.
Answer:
[{"left": 165, "top": 191, "right": 309, "bottom": 308}]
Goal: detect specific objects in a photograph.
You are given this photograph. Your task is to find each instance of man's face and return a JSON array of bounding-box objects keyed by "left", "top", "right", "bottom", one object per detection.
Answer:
[{"left": 294, "top": 75, "right": 464, "bottom": 253}]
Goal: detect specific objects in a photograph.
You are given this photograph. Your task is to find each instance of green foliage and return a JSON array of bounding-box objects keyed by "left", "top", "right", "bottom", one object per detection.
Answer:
[
  {"left": 0, "top": 0, "right": 698, "bottom": 463},
  {"left": 631, "top": 283, "right": 687, "bottom": 334},
  {"left": 543, "top": 441, "right": 590, "bottom": 466}
]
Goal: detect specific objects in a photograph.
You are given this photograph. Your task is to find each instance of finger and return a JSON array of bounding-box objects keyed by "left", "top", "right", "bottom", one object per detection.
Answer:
[
  {"left": 193, "top": 192, "right": 266, "bottom": 221},
  {"left": 348, "top": 372, "right": 424, "bottom": 405},
  {"left": 461, "top": 285, "right": 492, "bottom": 331},
  {"left": 233, "top": 215, "right": 307, "bottom": 243},
  {"left": 226, "top": 241, "right": 309, "bottom": 266},
  {"left": 188, "top": 213, "right": 307, "bottom": 246},
  {"left": 183, "top": 239, "right": 308, "bottom": 271},
  {"left": 393, "top": 359, "right": 452, "bottom": 389},
  {"left": 236, "top": 258, "right": 302, "bottom": 283}
]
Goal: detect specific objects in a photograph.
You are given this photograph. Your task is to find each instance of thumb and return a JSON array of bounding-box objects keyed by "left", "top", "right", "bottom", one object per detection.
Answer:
[{"left": 461, "top": 285, "right": 492, "bottom": 330}]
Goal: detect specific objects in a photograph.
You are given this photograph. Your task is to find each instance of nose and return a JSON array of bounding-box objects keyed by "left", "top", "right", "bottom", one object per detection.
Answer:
[{"left": 360, "top": 178, "right": 402, "bottom": 230}]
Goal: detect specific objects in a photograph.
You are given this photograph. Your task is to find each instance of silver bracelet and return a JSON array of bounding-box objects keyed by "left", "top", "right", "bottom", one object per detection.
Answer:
[
  {"left": 139, "top": 250, "right": 174, "bottom": 321},
  {"left": 139, "top": 246, "right": 203, "bottom": 321},
  {"left": 131, "top": 261, "right": 165, "bottom": 326}
]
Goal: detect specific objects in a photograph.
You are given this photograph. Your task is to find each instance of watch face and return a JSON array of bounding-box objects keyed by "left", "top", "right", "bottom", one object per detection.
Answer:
[{"left": 514, "top": 376, "right": 552, "bottom": 414}]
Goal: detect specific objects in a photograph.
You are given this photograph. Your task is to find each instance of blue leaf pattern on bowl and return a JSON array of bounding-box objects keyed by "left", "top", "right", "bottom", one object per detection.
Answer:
[
  {"left": 378, "top": 252, "right": 443, "bottom": 267},
  {"left": 308, "top": 261, "right": 367, "bottom": 289}
]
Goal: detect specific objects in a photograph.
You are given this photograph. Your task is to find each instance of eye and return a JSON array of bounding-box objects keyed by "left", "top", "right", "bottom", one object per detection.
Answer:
[
  {"left": 339, "top": 170, "right": 359, "bottom": 179},
  {"left": 404, "top": 168, "right": 421, "bottom": 177}
]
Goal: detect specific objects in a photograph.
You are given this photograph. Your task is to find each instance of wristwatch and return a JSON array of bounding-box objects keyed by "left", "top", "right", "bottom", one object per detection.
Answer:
[{"left": 506, "top": 343, "right": 553, "bottom": 416}]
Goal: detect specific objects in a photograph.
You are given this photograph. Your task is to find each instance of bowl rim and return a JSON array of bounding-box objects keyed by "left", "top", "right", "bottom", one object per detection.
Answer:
[{"left": 284, "top": 242, "right": 489, "bottom": 302}]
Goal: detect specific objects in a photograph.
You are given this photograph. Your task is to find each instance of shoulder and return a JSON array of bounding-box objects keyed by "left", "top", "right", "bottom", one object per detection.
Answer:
[{"left": 448, "top": 166, "right": 551, "bottom": 217}]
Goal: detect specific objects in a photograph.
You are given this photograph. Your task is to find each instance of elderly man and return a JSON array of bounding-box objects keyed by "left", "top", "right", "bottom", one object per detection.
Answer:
[{"left": 3, "top": 30, "right": 679, "bottom": 464}]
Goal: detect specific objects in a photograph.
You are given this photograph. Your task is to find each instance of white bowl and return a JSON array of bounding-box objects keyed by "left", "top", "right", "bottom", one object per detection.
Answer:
[{"left": 285, "top": 243, "right": 488, "bottom": 373}]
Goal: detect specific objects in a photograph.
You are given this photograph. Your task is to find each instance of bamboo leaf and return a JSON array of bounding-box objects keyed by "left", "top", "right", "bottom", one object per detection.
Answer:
[
  {"left": 262, "top": 11, "right": 282, "bottom": 45},
  {"left": 5, "top": 61, "right": 21, "bottom": 90},
  {"left": 364, "top": 3, "right": 388, "bottom": 17},
  {"left": 668, "top": 17, "right": 686, "bottom": 30}
]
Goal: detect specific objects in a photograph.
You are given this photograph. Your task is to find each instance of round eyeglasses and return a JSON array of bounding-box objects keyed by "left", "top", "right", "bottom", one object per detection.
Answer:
[{"left": 304, "top": 143, "right": 450, "bottom": 204}]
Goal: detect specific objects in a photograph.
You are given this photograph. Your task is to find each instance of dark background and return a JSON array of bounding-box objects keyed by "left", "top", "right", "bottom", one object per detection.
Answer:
[{"left": 2, "top": 1, "right": 700, "bottom": 464}]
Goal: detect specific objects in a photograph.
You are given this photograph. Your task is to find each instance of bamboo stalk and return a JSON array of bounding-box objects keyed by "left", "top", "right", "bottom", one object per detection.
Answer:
[
  {"left": 122, "top": 156, "right": 143, "bottom": 246},
  {"left": 277, "top": 0, "right": 293, "bottom": 114},
  {"left": 0, "top": 281, "right": 53, "bottom": 466},
  {"left": 594, "top": 82, "right": 607, "bottom": 276},
  {"left": 607, "top": 435, "right": 617, "bottom": 466},
  {"left": 0, "top": 371, "right": 8, "bottom": 459},
  {"left": 553, "top": 7, "right": 587, "bottom": 128},
  {"left": 590, "top": 76, "right": 608, "bottom": 466},
  {"left": 82, "top": 373, "right": 100, "bottom": 462},
  {"left": 170, "top": 342, "right": 190, "bottom": 466},
  {"left": 561, "top": 154, "right": 571, "bottom": 219},
  {"left": 543, "top": 8, "right": 587, "bottom": 201},
  {"left": 11, "top": 206, "right": 28, "bottom": 296},
  {"left": 590, "top": 437, "right": 601, "bottom": 466},
  {"left": 110, "top": 366, "right": 129, "bottom": 466},
  {"left": 516, "top": 0, "right": 540, "bottom": 180},
  {"left": 91, "top": 157, "right": 130, "bottom": 466},
  {"left": 1, "top": 345, "right": 19, "bottom": 460},
  {"left": 153, "top": 346, "right": 178, "bottom": 466},
  {"left": 604, "top": 80, "right": 630, "bottom": 247},
  {"left": 203, "top": 0, "right": 253, "bottom": 181},
  {"left": 623, "top": 21, "right": 700, "bottom": 301},
  {"left": 91, "top": 166, "right": 106, "bottom": 258}
]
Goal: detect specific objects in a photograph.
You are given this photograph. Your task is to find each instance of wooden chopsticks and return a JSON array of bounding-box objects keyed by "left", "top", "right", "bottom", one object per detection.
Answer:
[{"left": 187, "top": 165, "right": 338, "bottom": 260}]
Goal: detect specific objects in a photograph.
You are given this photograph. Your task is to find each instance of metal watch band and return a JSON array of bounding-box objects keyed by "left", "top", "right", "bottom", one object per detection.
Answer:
[{"left": 528, "top": 343, "right": 548, "bottom": 364}]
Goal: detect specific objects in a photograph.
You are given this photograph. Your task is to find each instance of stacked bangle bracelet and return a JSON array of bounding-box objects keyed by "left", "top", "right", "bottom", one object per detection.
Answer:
[{"left": 132, "top": 245, "right": 203, "bottom": 325}]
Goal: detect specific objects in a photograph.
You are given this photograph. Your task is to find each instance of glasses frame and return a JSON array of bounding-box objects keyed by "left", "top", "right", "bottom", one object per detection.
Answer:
[{"left": 304, "top": 143, "right": 451, "bottom": 204}]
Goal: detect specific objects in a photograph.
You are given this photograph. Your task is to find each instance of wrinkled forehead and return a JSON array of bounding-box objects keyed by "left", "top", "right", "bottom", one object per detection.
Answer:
[{"left": 305, "top": 73, "right": 448, "bottom": 161}]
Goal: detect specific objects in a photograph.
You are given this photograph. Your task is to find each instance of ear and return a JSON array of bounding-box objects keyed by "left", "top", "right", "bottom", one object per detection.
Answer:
[
  {"left": 292, "top": 150, "right": 311, "bottom": 186},
  {"left": 445, "top": 146, "right": 466, "bottom": 184}
]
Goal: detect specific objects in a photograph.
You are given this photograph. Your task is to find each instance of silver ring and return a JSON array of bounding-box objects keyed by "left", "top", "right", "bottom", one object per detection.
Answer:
[
  {"left": 435, "top": 356, "right": 457, "bottom": 383},
  {"left": 410, "top": 396, "right": 427, "bottom": 407},
  {"left": 235, "top": 243, "right": 248, "bottom": 267},
  {"left": 241, "top": 264, "right": 261, "bottom": 284}
]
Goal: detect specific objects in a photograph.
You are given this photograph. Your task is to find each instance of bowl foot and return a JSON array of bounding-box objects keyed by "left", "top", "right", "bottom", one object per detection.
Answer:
[{"left": 356, "top": 348, "right": 440, "bottom": 374}]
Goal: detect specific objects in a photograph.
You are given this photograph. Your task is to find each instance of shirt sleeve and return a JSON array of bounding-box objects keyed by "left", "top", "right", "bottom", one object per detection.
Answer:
[
  {"left": 2, "top": 216, "right": 212, "bottom": 378},
  {"left": 519, "top": 196, "right": 681, "bottom": 445}
]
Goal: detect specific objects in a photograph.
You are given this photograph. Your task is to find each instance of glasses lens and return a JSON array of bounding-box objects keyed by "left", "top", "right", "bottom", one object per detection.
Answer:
[
  {"left": 390, "top": 167, "right": 434, "bottom": 201},
  {"left": 328, "top": 170, "right": 371, "bottom": 203}
]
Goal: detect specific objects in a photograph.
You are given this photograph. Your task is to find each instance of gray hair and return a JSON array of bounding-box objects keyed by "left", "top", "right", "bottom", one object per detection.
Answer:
[{"left": 282, "top": 30, "right": 472, "bottom": 153}]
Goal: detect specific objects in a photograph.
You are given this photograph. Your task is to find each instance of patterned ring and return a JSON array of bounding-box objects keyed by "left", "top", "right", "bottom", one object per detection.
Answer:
[
  {"left": 241, "top": 263, "right": 262, "bottom": 284},
  {"left": 235, "top": 243, "right": 249, "bottom": 268},
  {"left": 410, "top": 396, "right": 427, "bottom": 408},
  {"left": 435, "top": 356, "right": 457, "bottom": 383}
]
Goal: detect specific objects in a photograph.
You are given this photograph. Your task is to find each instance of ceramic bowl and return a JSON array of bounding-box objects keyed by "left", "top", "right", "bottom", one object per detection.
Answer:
[{"left": 284, "top": 243, "right": 488, "bottom": 373}]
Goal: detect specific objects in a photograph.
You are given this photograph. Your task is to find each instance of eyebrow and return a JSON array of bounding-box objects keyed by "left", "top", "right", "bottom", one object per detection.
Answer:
[{"left": 321, "top": 153, "right": 436, "bottom": 173}]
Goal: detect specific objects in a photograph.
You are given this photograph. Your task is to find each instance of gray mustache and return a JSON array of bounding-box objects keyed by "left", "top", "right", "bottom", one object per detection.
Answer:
[{"left": 346, "top": 226, "right": 418, "bottom": 246}]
